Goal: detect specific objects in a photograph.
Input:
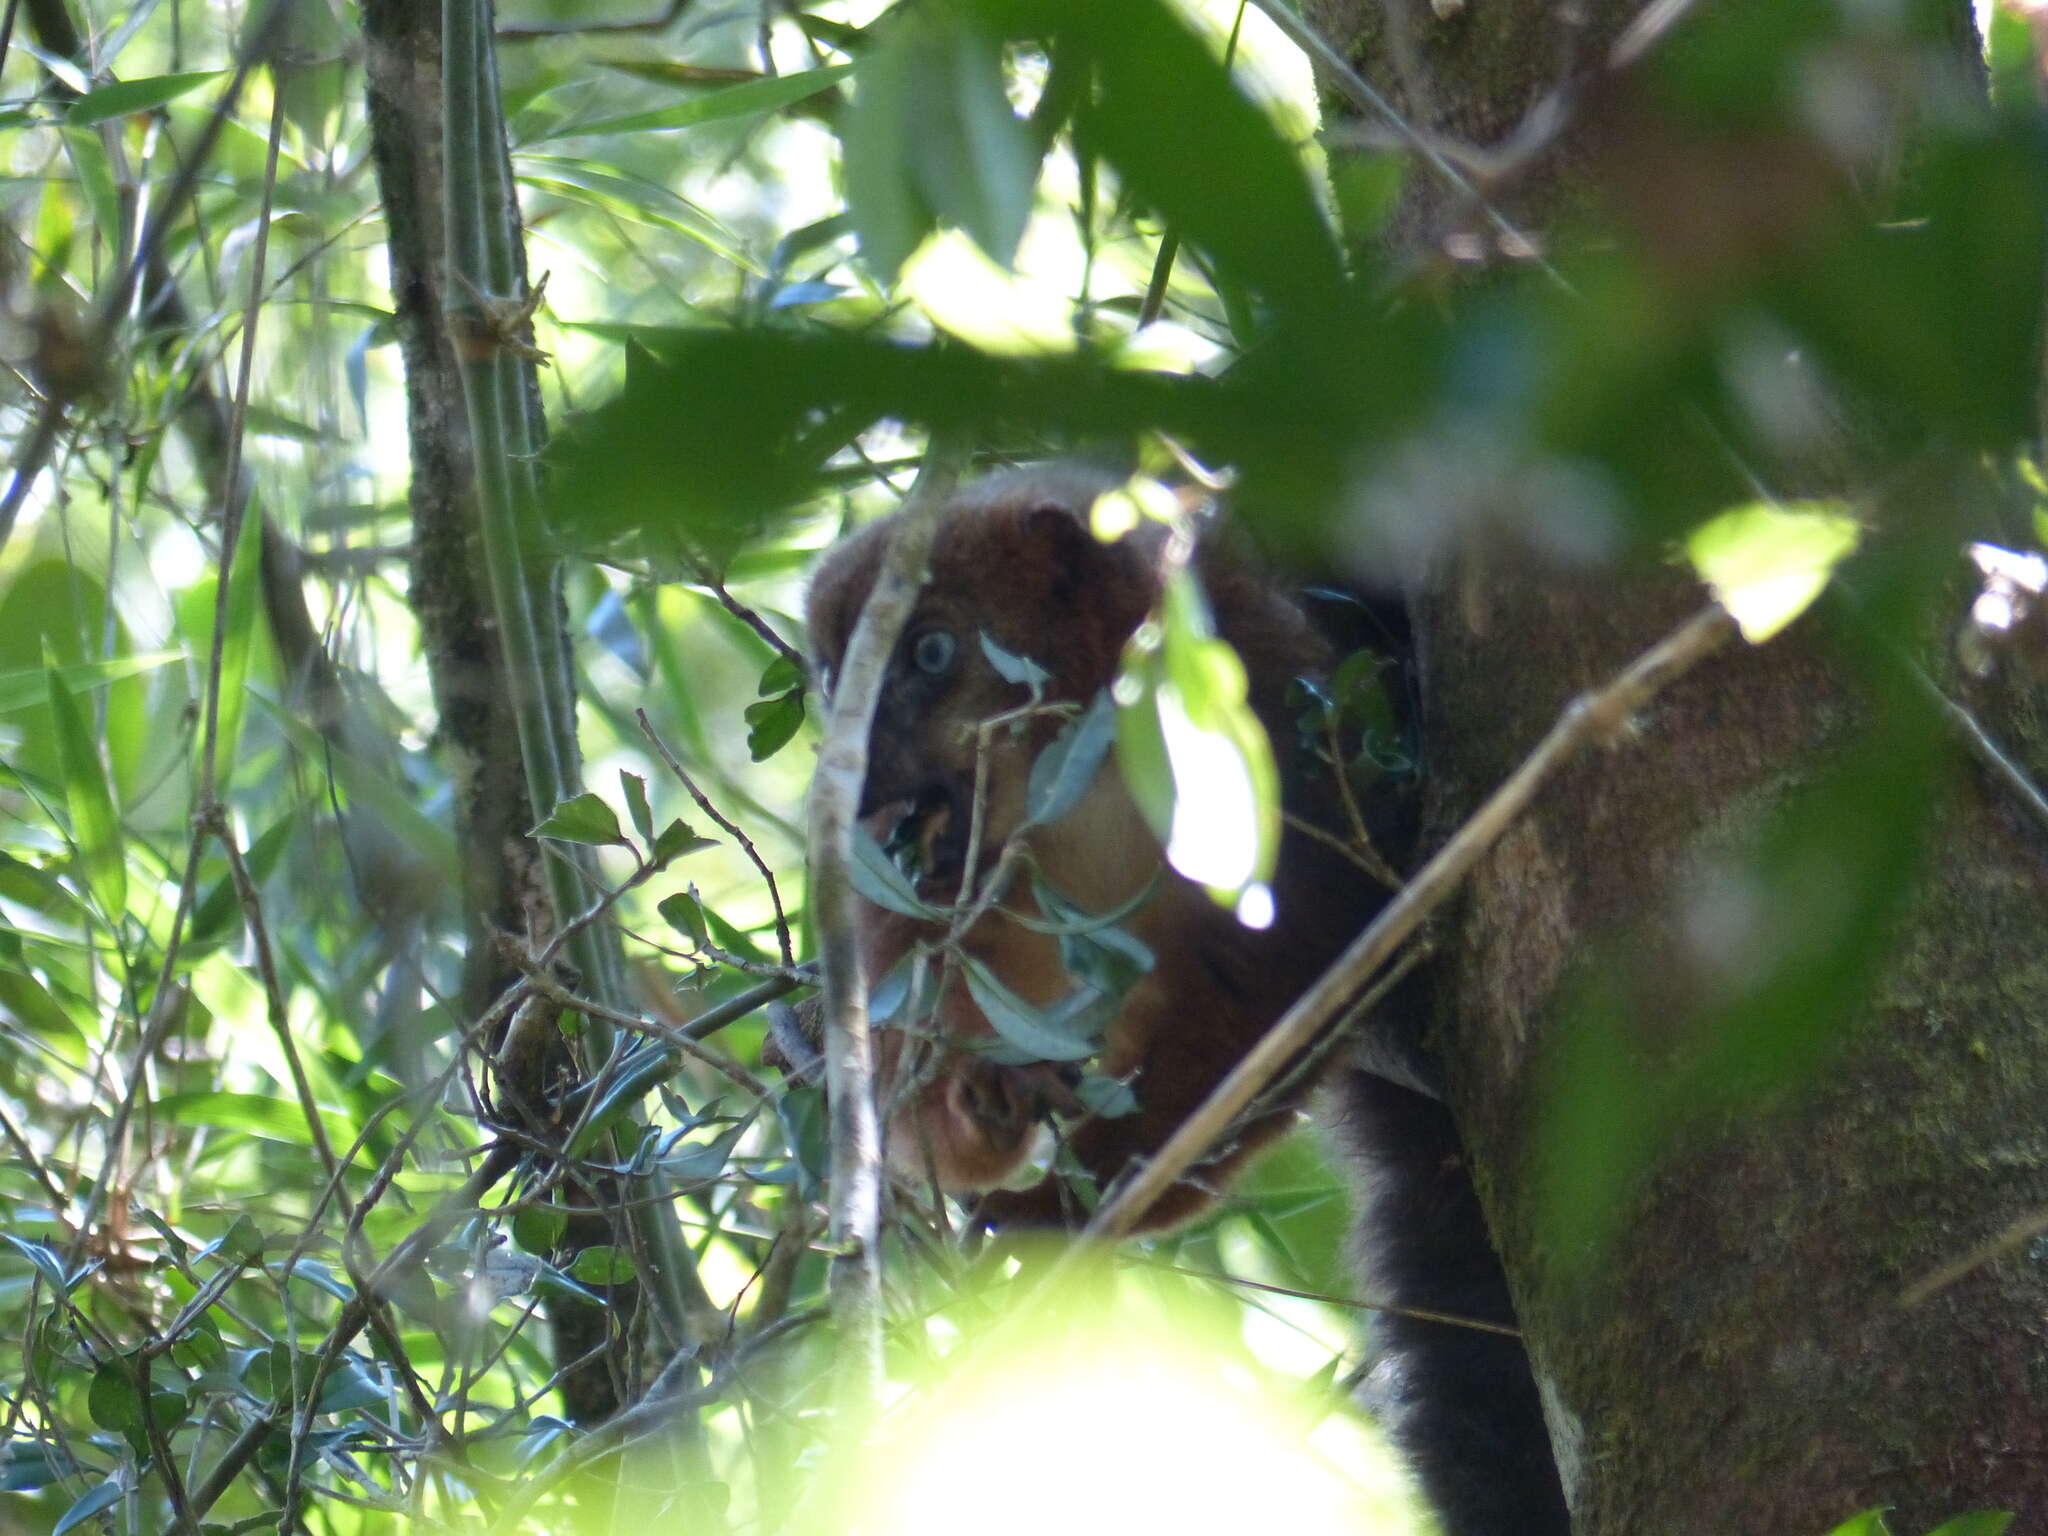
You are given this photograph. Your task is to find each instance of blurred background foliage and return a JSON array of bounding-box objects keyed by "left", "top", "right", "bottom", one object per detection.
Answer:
[{"left": 0, "top": 0, "right": 2042, "bottom": 1532}]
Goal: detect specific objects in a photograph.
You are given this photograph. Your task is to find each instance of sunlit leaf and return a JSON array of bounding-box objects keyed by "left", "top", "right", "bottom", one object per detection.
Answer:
[
  {"left": 0, "top": 654, "right": 179, "bottom": 715},
  {"left": 67, "top": 69, "right": 223, "bottom": 124},
  {"left": 1924, "top": 1515, "right": 2014, "bottom": 1536},
  {"left": 153, "top": 1092, "right": 366, "bottom": 1161},
  {"left": 1113, "top": 570, "right": 1280, "bottom": 917},
  {"left": 208, "top": 502, "right": 267, "bottom": 795},
  {"left": 549, "top": 64, "right": 852, "bottom": 139},
  {"left": 44, "top": 655, "right": 125, "bottom": 919},
  {"left": 1686, "top": 501, "right": 1860, "bottom": 643}
]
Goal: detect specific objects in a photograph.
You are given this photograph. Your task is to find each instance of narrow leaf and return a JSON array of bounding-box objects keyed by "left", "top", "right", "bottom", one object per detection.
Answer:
[
  {"left": 67, "top": 69, "right": 223, "bottom": 124},
  {"left": 958, "top": 955, "right": 1100, "bottom": 1062},
  {"left": 849, "top": 824, "right": 937, "bottom": 918},
  {"left": 1026, "top": 690, "right": 1117, "bottom": 826},
  {"left": 549, "top": 64, "right": 852, "bottom": 139},
  {"left": 51, "top": 1479, "right": 124, "bottom": 1536},
  {"left": 44, "top": 655, "right": 125, "bottom": 918}
]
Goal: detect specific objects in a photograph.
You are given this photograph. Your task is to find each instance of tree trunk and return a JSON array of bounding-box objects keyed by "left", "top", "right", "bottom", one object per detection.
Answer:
[
  {"left": 359, "top": 0, "right": 626, "bottom": 1426},
  {"left": 1308, "top": 3, "right": 2048, "bottom": 1530}
]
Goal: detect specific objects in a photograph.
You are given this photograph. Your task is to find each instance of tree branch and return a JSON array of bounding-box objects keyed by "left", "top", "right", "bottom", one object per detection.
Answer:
[
  {"left": 1073, "top": 602, "right": 1740, "bottom": 1246},
  {"left": 807, "top": 431, "right": 970, "bottom": 1405}
]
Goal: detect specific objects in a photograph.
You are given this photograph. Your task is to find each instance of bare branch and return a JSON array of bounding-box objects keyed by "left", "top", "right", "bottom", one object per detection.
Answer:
[{"left": 807, "top": 430, "right": 971, "bottom": 1406}]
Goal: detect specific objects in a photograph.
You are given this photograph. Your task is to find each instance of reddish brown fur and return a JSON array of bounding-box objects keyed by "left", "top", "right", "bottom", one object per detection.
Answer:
[{"left": 805, "top": 469, "right": 1378, "bottom": 1230}]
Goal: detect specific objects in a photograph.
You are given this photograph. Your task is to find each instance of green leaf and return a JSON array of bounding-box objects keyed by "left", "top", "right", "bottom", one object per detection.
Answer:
[
  {"left": 153, "top": 1092, "right": 364, "bottom": 1160},
  {"left": 87, "top": 1360, "right": 186, "bottom": 1438},
  {"left": 549, "top": 64, "right": 852, "bottom": 139},
  {"left": 208, "top": 506, "right": 266, "bottom": 797},
  {"left": 0, "top": 955, "right": 82, "bottom": 1049},
  {"left": 620, "top": 770, "right": 655, "bottom": 845},
  {"left": 659, "top": 890, "right": 711, "bottom": 948},
  {"left": 566, "top": 1047, "right": 680, "bottom": 1158},
  {"left": 0, "top": 653, "right": 179, "bottom": 715},
  {"left": 0, "top": 1440, "right": 74, "bottom": 1492},
  {"left": 532, "top": 791, "right": 627, "bottom": 846},
  {"left": 849, "top": 824, "right": 938, "bottom": 919},
  {"left": 652, "top": 819, "right": 716, "bottom": 864},
  {"left": 757, "top": 652, "right": 804, "bottom": 696},
  {"left": 516, "top": 155, "right": 758, "bottom": 272},
  {"left": 217, "top": 1215, "right": 265, "bottom": 1266},
  {"left": 1687, "top": 501, "right": 1861, "bottom": 643},
  {"left": 1115, "top": 571, "right": 1281, "bottom": 912},
  {"left": 661, "top": 1120, "right": 748, "bottom": 1183},
  {"left": 315, "top": 1357, "right": 386, "bottom": 1416},
  {"left": 842, "top": 9, "right": 1039, "bottom": 279},
  {"left": 958, "top": 955, "right": 1101, "bottom": 1062},
  {"left": 1075, "top": 1074, "right": 1138, "bottom": 1118},
  {"left": 840, "top": 17, "right": 935, "bottom": 281},
  {"left": 744, "top": 690, "right": 806, "bottom": 760},
  {"left": 51, "top": 1479, "right": 124, "bottom": 1536},
  {"left": 1819, "top": 1513, "right": 1891, "bottom": 1536},
  {"left": 513, "top": 1205, "right": 568, "bottom": 1255},
  {"left": 567, "top": 1246, "right": 637, "bottom": 1285},
  {"left": 67, "top": 69, "right": 224, "bottom": 125},
  {"left": 44, "top": 653, "right": 125, "bottom": 918},
  {"left": 1, "top": 1234, "right": 74, "bottom": 1294},
  {"left": 257, "top": 696, "right": 460, "bottom": 889},
  {"left": 1923, "top": 1515, "right": 2014, "bottom": 1536},
  {"left": 1052, "top": 0, "right": 1343, "bottom": 317},
  {"left": 1026, "top": 690, "right": 1117, "bottom": 826}
]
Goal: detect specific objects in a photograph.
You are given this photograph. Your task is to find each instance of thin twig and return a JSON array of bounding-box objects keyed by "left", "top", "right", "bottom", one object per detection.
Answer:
[
  {"left": 1144, "top": 1258, "right": 1521, "bottom": 1336},
  {"left": 637, "top": 708, "right": 796, "bottom": 965},
  {"left": 1918, "top": 671, "right": 2048, "bottom": 838},
  {"left": 1244, "top": 0, "right": 1560, "bottom": 285},
  {"left": 1899, "top": 1205, "right": 2048, "bottom": 1309},
  {"left": 705, "top": 575, "right": 807, "bottom": 679},
  {"left": 1070, "top": 604, "right": 1739, "bottom": 1247}
]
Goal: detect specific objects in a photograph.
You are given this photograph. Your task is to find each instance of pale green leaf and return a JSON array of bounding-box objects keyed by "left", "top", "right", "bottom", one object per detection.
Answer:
[
  {"left": 44, "top": 655, "right": 125, "bottom": 918},
  {"left": 1686, "top": 501, "right": 1861, "bottom": 643},
  {"left": 67, "top": 69, "right": 223, "bottom": 125},
  {"left": 549, "top": 64, "right": 852, "bottom": 139}
]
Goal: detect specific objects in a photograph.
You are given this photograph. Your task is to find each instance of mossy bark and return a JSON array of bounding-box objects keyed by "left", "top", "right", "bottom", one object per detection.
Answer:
[{"left": 1309, "top": 2, "right": 2048, "bottom": 1529}]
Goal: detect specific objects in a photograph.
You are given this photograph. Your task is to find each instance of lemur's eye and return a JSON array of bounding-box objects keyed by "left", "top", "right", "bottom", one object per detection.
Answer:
[{"left": 911, "top": 628, "right": 957, "bottom": 677}]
